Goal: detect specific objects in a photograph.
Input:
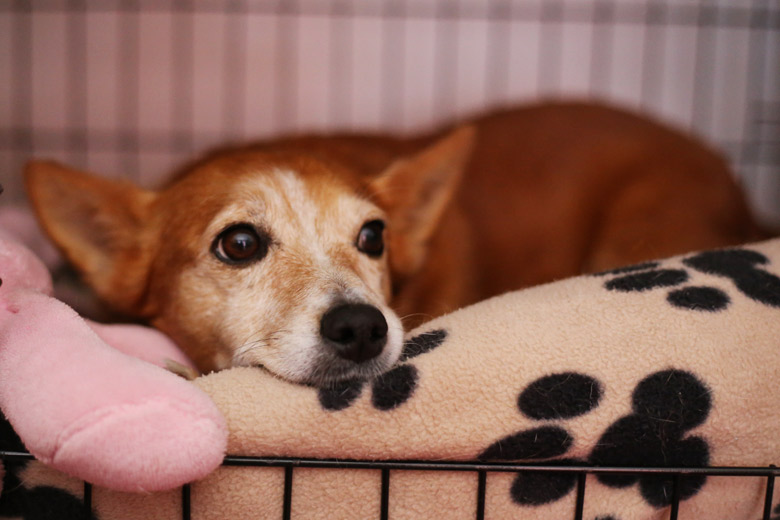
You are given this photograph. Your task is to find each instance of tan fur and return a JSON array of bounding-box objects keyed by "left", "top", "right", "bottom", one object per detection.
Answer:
[{"left": 25, "top": 102, "right": 763, "bottom": 381}]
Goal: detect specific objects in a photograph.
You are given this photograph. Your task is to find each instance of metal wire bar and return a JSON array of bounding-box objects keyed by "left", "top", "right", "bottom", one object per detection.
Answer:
[
  {"left": 380, "top": 467, "right": 390, "bottom": 520},
  {"left": 181, "top": 484, "right": 191, "bottom": 520},
  {"left": 282, "top": 464, "right": 294, "bottom": 520},
  {"left": 221, "top": 455, "right": 780, "bottom": 478},
  {"left": 0, "top": 450, "right": 35, "bottom": 461},
  {"left": 574, "top": 472, "right": 586, "bottom": 520},
  {"left": 763, "top": 466, "right": 776, "bottom": 520},
  {"left": 1, "top": 450, "right": 778, "bottom": 519},
  {"left": 83, "top": 482, "right": 92, "bottom": 520},
  {"left": 3, "top": 450, "right": 776, "bottom": 477},
  {"left": 2, "top": 1, "right": 778, "bottom": 30},
  {"left": 1, "top": 128, "right": 772, "bottom": 170},
  {"left": 475, "top": 470, "right": 486, "bottom": 520},
  {"left": 669, "top": 472, "right": 681, "bottom": 520}
]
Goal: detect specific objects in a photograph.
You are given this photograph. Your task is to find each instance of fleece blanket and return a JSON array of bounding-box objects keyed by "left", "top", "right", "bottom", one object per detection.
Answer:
[{"left": 2, "top": 239, "right": 780, "bottom": 519}]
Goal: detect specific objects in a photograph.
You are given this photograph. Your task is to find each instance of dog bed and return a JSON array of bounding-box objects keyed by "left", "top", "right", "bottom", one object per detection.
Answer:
[{"left": 2, "top": 239, "right": 779, "bottom": 519}]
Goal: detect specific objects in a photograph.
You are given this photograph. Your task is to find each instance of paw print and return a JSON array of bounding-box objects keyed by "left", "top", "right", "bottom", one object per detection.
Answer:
[
  {"left": 588, "top": 369, "right": 711, "bottom": 508},
  {"left": 478, "top": 372, "right": 603, "bottom": 505},
  {"left": 317, "top": 329, "right": 447, "bottom": 412},
  {"left": 478, "top": 369, "right": 713, "bottom": 510},
  {"left": 765, "top": 503, "right": 780, "bottom": 520},
  {"left": 683, "top": 249, "right": 780, "bottom": 307},
  {"left": 599, "top": 248, "right": 780, "bottom": 312}
]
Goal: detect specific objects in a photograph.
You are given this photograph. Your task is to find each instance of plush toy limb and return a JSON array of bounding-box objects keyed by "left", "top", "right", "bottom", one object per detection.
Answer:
[
  {"left": 87, "top": 321, "right": 197, "bottom": 372},
  {"left": 0, "top": 229, "right": 52, "bottom": 296},
  {"left": 0, "top": 206, "right": 62, "bottom": 272},
  {"left": 0, "top": 290, "right": 227, "bottom": 492}
]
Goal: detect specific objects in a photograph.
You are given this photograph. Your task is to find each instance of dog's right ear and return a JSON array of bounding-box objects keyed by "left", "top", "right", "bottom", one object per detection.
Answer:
[
  {"left": 25, "top": 160, "right": 155, "bottom": 312},
  {"left": 369, "top": 126, "right": 476, "bottom": 280}
]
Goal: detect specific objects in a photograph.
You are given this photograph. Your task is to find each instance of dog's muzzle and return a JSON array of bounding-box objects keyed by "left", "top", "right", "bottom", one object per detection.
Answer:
[{"left": 320, "top": 303, "right": 388, "bottom": 363}]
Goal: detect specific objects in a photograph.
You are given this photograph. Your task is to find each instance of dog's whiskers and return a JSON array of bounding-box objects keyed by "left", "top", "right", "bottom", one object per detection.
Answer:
[
  {"left": 232, "top": 330, "right": 284, "bottom": 365},
  {"left": 233, "top": 340, "right": 265, "bottom": 359},
  {"left": 399, "top": 312, "right": 433, "bottom": 324}
]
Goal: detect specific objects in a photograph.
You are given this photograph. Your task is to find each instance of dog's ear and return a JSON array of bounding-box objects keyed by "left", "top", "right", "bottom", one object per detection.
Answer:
[
  {"left": 25, "top": 160, "right": 155, "bottom": 313},
  {"left": 370, "top": 125, "right": 475, "bottom": 278}
]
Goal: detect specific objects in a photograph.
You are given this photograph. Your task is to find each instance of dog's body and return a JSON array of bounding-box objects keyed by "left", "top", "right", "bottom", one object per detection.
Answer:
[{"left": 26, "top": 102, "right": 762, "bottom": 384}]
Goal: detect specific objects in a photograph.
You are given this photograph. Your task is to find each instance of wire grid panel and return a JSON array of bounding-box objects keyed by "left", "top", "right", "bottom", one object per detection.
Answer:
[
  {"left": 215, "top": 457, "right": 780, "bottom": 520},
  {"left": 0, "top": 0, "right": 778, "bottom": 221},
  {"left": 0, "top": 451, "right": 777, "bottom": 520}
]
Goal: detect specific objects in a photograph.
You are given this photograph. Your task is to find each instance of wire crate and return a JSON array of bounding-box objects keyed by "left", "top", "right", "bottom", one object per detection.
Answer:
[
  {"left": 0, "top": 0, "right": 778, "bottom": 223},
  {"left": 0, "top": 450, "right": 778, "bottom": 519},
  {"left": 0, "top": 1, "right": 778, "bottom": 519}
]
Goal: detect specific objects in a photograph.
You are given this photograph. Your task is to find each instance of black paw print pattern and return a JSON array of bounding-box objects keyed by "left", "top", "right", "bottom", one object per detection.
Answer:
[
  {"left": 588, "top": 369, "right": 711, "bottom": 508},
  {"left": 683, "top": 249, "right": 780, "bottom": 307},
  {"left": 599, "top": 248, "right": 780, "bottom": 312},
  {"left": 479, "top": 372, "right": 603, "bottom": 506},
  {"left": 0, "top": 414, "right": 96, "bottom": 520},
  {"left": 317, "top": 329, "right": 447, "bottom": 412},
  {"left": 478, "top": 369, "right": 712, "bottom": 510},
  {"left": 767, "top": 503, "right": 780, "bottom": 520}
]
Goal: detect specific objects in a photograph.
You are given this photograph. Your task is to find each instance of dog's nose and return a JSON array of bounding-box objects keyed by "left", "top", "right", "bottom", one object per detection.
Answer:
[{"left": 320, "top": 304, "right": 388, "bottom": 363}]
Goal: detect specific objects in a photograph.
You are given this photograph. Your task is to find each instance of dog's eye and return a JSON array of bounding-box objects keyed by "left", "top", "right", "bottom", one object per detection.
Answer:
[
  {"left": 212, "top": 224, "right": 268, "bottom": 265},
  {"left": 356, "top": 220, "right": 385, "bottom": 257}
]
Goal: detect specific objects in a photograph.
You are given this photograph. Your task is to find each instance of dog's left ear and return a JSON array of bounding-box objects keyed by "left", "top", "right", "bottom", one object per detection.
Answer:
[
  {"left": 369, "top": 125, "right": 476, "bottom": 278},
  {"left": 25, "top": 160, "right": 155, "bottom": 314}
]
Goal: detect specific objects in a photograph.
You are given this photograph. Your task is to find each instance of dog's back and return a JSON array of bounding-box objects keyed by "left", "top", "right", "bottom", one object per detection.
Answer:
[{"left": 457, "top": 103, "right": 760, "bottom": 297}]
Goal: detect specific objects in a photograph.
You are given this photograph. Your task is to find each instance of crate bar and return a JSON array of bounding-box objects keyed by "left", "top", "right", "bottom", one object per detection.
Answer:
[
  {"left": 573, "top": 472, "right": 586, "bottom": 520},
  {"left": 380, "top": 467, "right": 390, "bottom": 520},
  {"left": 180, "top": 484, "right": 191, "bottom": 520},
  {"left": 10, "top": 0, "right": 33, "bottom": 164},
  {"left": 3, "top": 2, "right": 775, "bottom": 31},
  {"left": 282, "top": 464, "right": 293, "bottom": 520},
  {"left": 117, "top": 0, "right": 141, "bottom": 180},
  {"left": 763, "top": 466, "right": 776, "bottom": 520},
  {"left": 0, "top": 450, "right": 36, "bottom": 461},
  {"left": 171, "top": 0, "right": 194, "bottom": 155},
  {"left": 66, "top": 0, "right": 88, "bottom": 167},
  {"left": 83, "top": 482, "right": 92, "bottom": 520},
  {"left": 222, "top": 456, "right": 780, "bottom": 477},
  {"left": 475, "top": 470, "right": 486, "bottom": 520},
  {"left": 2, "top": 450, "right": 776, "bottom": 478},
  {"left": 669, "top": 473, "right": 681, "bottom": 520},
  {"left": 0, "top": 129, "right": 763, "bottom": 170}
]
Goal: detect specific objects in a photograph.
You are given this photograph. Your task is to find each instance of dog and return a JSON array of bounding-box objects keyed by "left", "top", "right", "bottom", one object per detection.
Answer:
[{"left": 25, "top": 102, "right": 763, "bottom": 385}]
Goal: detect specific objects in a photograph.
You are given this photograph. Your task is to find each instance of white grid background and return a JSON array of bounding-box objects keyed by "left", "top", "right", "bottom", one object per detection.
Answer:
[{"left": 1, "top": 0, "right": 778, "bottom": 223}]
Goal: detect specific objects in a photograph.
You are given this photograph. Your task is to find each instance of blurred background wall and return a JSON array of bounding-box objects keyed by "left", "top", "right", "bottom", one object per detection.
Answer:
[{"left": 1, "top": 0, "right": 778, "bottom": 224}]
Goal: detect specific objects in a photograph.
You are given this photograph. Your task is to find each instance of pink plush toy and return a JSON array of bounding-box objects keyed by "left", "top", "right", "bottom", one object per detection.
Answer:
[{"left": 0, "top": 208, "right": 227, "bottom": 493}]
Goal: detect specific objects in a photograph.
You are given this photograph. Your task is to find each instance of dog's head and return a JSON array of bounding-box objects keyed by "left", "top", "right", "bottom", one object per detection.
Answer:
[{"left": 25, "top": 128, "right": 474, "bottom": 385}]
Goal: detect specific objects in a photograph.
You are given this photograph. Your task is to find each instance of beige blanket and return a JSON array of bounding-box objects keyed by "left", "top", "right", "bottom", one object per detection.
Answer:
[{"left": 7, "top": 240, "right": 780, "bottom": 519}]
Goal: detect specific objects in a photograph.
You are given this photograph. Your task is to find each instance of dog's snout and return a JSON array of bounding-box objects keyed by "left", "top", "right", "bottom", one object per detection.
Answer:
[{"left": 320, "top": 304, "right": 388, "bottom": 363}]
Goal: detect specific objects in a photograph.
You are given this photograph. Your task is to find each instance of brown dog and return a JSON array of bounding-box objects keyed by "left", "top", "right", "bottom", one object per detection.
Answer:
[{"left": 25, "top": 102, "right": 761, "bottom": 384}]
